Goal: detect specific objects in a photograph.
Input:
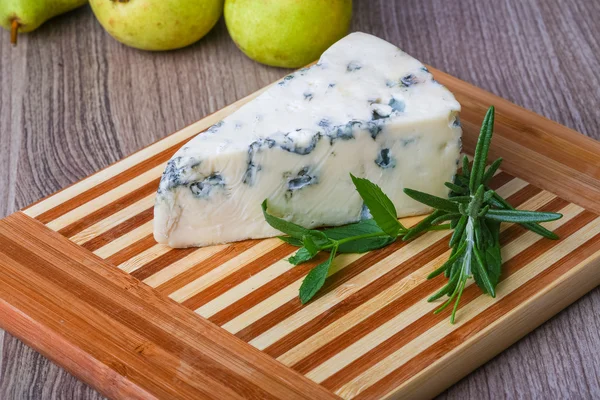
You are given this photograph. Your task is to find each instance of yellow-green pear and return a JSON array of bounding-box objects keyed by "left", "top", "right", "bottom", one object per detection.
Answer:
[
  {"left": 0, "top": 0, "right": 87, "bottom": 45},
  {"left": 89, "top": 0, "right": 223, "bottom": 51},
  {"left": 224, "top": 0, "right": 352, "bottom": 68}
]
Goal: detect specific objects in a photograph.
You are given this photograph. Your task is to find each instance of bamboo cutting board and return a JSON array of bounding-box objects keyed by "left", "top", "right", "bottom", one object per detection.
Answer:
[{"left": 1, "top": 67, "right": 600, "bottom": 400}]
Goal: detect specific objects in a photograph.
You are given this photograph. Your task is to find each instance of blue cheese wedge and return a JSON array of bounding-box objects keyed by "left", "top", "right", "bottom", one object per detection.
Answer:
[{"left": 154, "top": 32, "right": 462, "bottom": 248}]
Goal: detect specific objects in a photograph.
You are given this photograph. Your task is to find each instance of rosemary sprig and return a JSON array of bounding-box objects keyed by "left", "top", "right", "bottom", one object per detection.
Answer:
[
  {"left": 262, "top": 105, "right": 562, "bottom": 319},
  {"left": 403, "top": 106, "right": 562, "bottom": 322}
]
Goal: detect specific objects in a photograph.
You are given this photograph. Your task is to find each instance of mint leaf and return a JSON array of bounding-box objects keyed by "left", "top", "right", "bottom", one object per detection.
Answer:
[
  {"left": 303, "top": 235, "right": 320, "bottom": 255},
  {"left": 323, "top": 219, "right": 395, "bottom": 253},
  {"left": 289, "top": 247, "right": 317, "bottom": 265},
  {"left": 262, "top": 200, "right": 310, "bottom": 239},
  {"left": 299, "top": 246, "right": 337, "bottom": 303},
  {"left": 350, "top": 174, "right": 403, "bottom": 237},
  {"left": 278, "top": 236, "right": 303, "bottom": 247}
]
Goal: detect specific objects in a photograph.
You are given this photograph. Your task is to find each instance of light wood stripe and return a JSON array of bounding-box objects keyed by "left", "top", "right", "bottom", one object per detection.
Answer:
[
  {"left": 319, "top": 207, "right": 595, "bottom": 393},
  {"left": 196, "top": 258, "right": 299, "bottom": 319},
  {"left": 94, "top": 221, "right": 153, "bottom": 259},
  {"left": 143, "top": 244, "right": 229, "bottom": 288},
  {"left": 154, "top": 240, "right": 259, "bottom": 294},
  {"left": 83, "top": 208, "right": 154, "bottom": 252},
  {"left": 47, "top": 164, "right": 165, "bottom": 233},
  {"left": 119, "top": 244, "right": 173, "bottom": 274},
  {"left": 221, "top": 177, "right": 527, "bottom": 340},
  {"left": 169, "top": 239, "right": 285, "bottom": 303},
  {"left": 107, "top": 235, "right": 157, "bottom": 267},
  {"left": 341, "top": 217, "right": 600, "bottom": 399},
  {"left": 70, "top": 194, "right": 155, "bottom": 245}
]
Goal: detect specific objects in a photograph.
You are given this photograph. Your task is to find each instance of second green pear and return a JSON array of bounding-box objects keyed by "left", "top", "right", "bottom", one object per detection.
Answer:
[
  {"left": 90, "top": 0, "right": 224, "bottom": 51},
  {"left": 225, "top": 0, "right": 352, "bottom": 68}
]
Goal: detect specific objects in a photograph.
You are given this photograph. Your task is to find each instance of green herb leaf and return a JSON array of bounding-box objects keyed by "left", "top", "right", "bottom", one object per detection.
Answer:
[
  {"left": 431, "top": 213, "right": 461, "bottom": 225},
  {"left": 427, "top": 242, "right": 466, "bottom": 279},
  {"left": 462, "top": 155, "right": 471, "bottom": 178},
  {"left": 262, "top": 200, "right": 310, "bottom": 240},
  {"left": 445, "top": 182, "right": 468, "bottom": 194},
  {"left": 485, "top": 209, "right": 563, "bottom": 223},
  {"left": 403, "top": 209, "right": 446, "bottom": 241},
  {"left": 278, "top": 236, "right": 303, "bottom": 247},
  {"left": 323, "top": 219, "right": 395, "bottom": 253},
  {"left": 299, "top": 246, "right": 337, "bottom": 304},
  {"left": 404, "top": 188, "right": 460, "bottom": 213},
  {"left": 472, "top": 246, "right": 496, "bottom": 297},
  {"left": 289, "top": 247, "right": 317, "bottom": 265},
  {"left": 469, "top": 106, "right": 495, "bottom": 192},
  {"left": 448, "top": 196, "right": 472, "bottom": 204},
  {"left": 449, "top": 215, "right": 468, "bottom": 248},
  {"left": 302, "top": 235, "right": 320, "bottom": 255},
  {"left": 350, "top": 174, "right": 404, "bottom": 237},
  {"left": 426, "top": 223, "right": 452, "bottom": 232},
  {"left": 490, "top": 192, "right": 559, "bottom": 239},
  {"left": 482, "top": 157, "right": 503, "bottom": 185}
]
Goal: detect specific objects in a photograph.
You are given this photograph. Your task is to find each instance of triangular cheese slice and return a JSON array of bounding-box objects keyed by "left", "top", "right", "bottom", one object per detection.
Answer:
[{"left": 154, "top": 33, "right": 461, "bottom": 248}]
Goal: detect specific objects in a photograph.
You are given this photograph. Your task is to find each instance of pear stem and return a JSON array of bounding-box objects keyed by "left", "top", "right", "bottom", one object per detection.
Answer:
[{"left": 10, "top": 20, "right": 19, "bottom": 46}]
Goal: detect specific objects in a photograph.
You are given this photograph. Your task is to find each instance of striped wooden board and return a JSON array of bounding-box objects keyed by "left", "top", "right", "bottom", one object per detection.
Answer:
[{"left": 1, "top": 67, "right": 600, "bottom": 400}]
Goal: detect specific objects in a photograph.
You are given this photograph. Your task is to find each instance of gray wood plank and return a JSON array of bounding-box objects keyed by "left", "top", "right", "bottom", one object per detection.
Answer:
[{"left": 0, "top": 0, "right": 598, "bottom": 399}]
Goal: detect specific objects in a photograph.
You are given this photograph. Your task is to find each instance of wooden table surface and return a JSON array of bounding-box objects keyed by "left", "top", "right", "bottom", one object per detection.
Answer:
[{"left": 1, "top": 1, "right": 599, "bottom": 399}]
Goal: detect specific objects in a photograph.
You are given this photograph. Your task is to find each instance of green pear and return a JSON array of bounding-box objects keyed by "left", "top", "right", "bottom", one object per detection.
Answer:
[
  {"left": 224, "top": 0, "right": 352, "bottom": 68},
  {"left": 89, "top": 0, "right": 223, "bottom": 51},
  {"left": 0, "top": 0, "right": 88, "bottom": 44}
]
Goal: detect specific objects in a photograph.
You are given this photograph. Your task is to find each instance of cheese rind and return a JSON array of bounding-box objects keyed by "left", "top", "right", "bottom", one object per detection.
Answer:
[{"left": 154, "top": 33, "right": 462, "bottom": 248}]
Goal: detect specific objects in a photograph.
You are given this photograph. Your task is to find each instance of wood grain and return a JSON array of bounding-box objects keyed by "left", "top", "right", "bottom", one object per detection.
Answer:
[{"left": 1, "top": 0, "right": 599, "bottom": 399}]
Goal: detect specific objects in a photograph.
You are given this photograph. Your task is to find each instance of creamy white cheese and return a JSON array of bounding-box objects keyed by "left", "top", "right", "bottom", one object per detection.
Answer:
[{"left": 154, "top": 32, "right": 462, "bottom": 248}]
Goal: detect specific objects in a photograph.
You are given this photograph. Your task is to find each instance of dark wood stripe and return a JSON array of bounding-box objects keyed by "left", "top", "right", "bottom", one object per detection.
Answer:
[
  {"left": 58, "top": 178, "right": 160, "bottom": 238},
  {"left": 81, "top": 207, "right": 154, "bottom": 252},
  {"left": 354, "top": 230, "right": 600, "bottom": 400},
  {"left": 181, "top": 244, "right": 297, "bottom": 310},
  {"left": 105, "top": 234, "right": 156, "bottom": 266},
  {"left": 321, "top": 210, "right": 597, "bottom": 391},
  {"left": 487, "top": 171, "right": 514, "bottom": 190},
  {"left": 0, "top": 213, "right": 341, "bottom": 400},
  {"left": 131, "top": 247, "right": 198, "bottom": 281},
  {"left": 284, "top": 196, "right": 569, "bottom": 373},
  {"left": 232, "top": 181, "right": 535, "bottom": 342},
  {"left": 153, "top": 240, "right": 259, "bottom": 294}
]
